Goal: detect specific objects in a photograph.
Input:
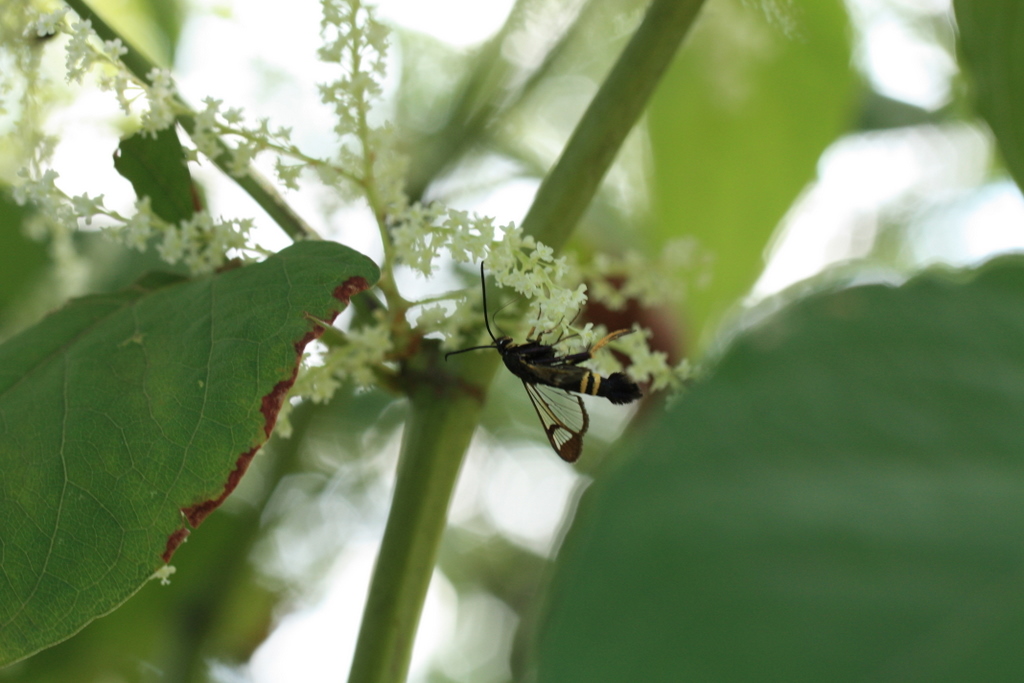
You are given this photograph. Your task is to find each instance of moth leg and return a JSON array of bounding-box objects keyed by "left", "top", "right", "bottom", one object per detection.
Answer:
[
  {"left": 556, "top": 350, "right": 593, "bottom": 365},
  {"left": 555, "top": 328, "right": 634, "bottom": 365},
  {"left": 587, "top": 328, "right": 633, "bottom": 356}
]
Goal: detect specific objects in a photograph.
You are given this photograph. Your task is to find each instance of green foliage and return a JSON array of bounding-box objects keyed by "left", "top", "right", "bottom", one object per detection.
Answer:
[
  {"left": 955, "top": 1, "right": 1024, "bottom": 189},
  {"left": 0, "top": 241, "right": 378, "bottom": 665},
  {"left": 114, "top": 127, "right": 196, "bottom": 225},
  {"left": 5, "top": 0, "right": 1024, "bottom": 681},
  {"left": 648, "top": 0, "right": 856, "bottom": 343},
  {"left": 532, "top": 256, "right": 1024, "bottom": 681},
  {"left": 0, "top": 192, "right": 48, "bottom": 335}
]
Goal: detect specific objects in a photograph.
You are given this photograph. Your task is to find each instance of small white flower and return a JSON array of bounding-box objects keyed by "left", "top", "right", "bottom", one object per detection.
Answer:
[
  {"left": 589, "top": 236, "right": 710, "bottom": 311},
  {"left": 140, "top": 68, "right": 178, "bottom": 135},
  {"left": 227, "top": 140, "right": 256, "bottom": 177},
  {"left": 308, "top": 317, "right": 395, "bottom": 391},
  {"left": 158, "top": 224, "right": 187, "bottom": 263},
  {"left": 222, "top": 107, "right": 244, "bottom": 124},
  {"left": 191, "top": 98, "right": 223, "bottom": 159},
  {"left": 272, "top": 159, "right": 299, "bottom": 191},
  {"left": 26, "top": 7, "right": 70, "bottom": 37},
  {"left": 119, "top": 198, "right": 155, "bottom": 250},
  {"left": 70, "top": 192, "right": 105, "bottom": 224},
  {"left": 65, "top": 19, "right": 96, "bottom": 83},
  {"left": 274, "top": 126, "right": 293, "bottom": 143},
  {"left": 151, "top": 565, "right": 176, "bottom": 585},
  {"left": 101, "top": 38, "right": 127, "bottom": 62}
]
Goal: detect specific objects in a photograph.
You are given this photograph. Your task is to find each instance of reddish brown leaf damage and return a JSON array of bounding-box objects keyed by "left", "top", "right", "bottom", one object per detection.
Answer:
[
  {"left": 181, "top": 443, "right": 261, "bottom": 529},
  {"left": 334, "top": 276, "right": 370, "bottom": 305},
  {"left": 162, "top": 527, "right": 190, "bottom": 563},
  {"left": 162, "top": 275, "right": 373, "bottom": 561}
]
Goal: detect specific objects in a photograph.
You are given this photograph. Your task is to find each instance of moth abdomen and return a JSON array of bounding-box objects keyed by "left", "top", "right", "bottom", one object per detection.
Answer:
[{"left": 597, "top": 372, "right": 642, "bottom": 405}]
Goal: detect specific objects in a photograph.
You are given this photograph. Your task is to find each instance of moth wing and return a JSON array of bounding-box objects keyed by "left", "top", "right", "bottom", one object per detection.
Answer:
[{"left": 522, "top": 380, "right": 589, "bottom": 462}]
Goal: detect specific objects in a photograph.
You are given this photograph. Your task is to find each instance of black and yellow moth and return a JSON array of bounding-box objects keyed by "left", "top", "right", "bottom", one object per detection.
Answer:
[{"left": 446, "top": 264, "right": 642, "bottom": 462}]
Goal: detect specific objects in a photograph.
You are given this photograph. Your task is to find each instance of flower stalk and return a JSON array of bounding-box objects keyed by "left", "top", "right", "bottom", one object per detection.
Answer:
[{"left": 61, "top": 0, "right": 321, "bottom": 242}]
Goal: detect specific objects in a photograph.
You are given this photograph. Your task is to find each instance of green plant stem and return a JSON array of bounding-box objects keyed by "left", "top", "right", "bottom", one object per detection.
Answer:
[
  {"left": 347, "top": 2, "right": 706, "bottom": 682},
  {"left": 520, "top": 0, "right": 707, "bottom": 251},
  {"left": 63, "top": 0, "right": 319, "bottom": 242},
  {"left": 347, "top": 345, "right": 498, "bottom": 683}
]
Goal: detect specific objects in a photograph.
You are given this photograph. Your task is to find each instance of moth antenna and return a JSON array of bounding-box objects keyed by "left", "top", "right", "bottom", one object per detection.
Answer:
[
  {"left": 480, "top": 261, "right": 498, "bottom": 342},
  {"left": 444, "top": 344, "right": 496, "bottom": 360}
]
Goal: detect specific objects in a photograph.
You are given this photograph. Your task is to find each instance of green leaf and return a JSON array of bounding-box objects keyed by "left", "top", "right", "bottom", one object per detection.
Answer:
[
  {"left": 954, "top": 1, "right": 1024, "bottom": 191},
  {"left": 531, "top": 256, "right": 1024, "bottom": 681},
  {"left": 114, "top": 126, "right": 197, "bottom": 225},
  {"left": 0, "top": 191, "right": 48, "bottom": 329},
  {"left": 648, "top": 0, "right": 856, "bottom": 344},
  {"left": 0, "top": 240, "right": 379, "bottom": 666}
]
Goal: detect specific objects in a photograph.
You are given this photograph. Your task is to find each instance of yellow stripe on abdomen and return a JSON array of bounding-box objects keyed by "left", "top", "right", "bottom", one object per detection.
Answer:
[{"left": 579, "top": 372, "right": 601, "bottom": 395}]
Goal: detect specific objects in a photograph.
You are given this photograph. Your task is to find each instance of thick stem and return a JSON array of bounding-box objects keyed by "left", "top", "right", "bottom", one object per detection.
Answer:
[
  {"left": 347, "top": 346, "right": 497, "bottom": 683},
  {"left": 520, "top": 0, "right": 707, "bottom": 251}
]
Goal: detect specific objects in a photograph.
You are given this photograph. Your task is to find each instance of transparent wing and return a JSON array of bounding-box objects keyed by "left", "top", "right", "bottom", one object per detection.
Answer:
[{"left": 522, "top": 381, "right": 590, "bottom": 462}]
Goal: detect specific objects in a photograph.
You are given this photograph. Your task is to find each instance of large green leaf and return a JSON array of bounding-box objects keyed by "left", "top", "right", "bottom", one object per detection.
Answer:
[
  {"left": 0, "top": 240, "right": 378, "bottom": 666},
  {"left": 531, "top": 256, "right": 1024, "bottom": 681},
  {"left": 955, "top": 1, "right": 1024, "bottom": 192},
  {"left": 648, "top": 0, "right": 856, "bottom": 345}
]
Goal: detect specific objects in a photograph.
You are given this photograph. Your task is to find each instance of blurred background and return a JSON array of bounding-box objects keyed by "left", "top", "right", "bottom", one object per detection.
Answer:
[{"left": 2, "top": 0, "right": 1020, "bottom": 681}]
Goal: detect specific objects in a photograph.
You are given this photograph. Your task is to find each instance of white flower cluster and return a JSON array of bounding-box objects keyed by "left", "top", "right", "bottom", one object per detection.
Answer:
[
  {"left": 13, "top": 168, "right": 78, "bottom": 237},
  {"left": 388, "top": 201, "right": 587, "bottom": 342},
  {"left": 19, "top": 7, "right": 150, "bottom": 121},
  {"left": 104, "top": 199, "right": 255, "bottom": 274},
  {"left": 391, "top": 204, "right": 493, "bottom": 275},
  {"left": 588, "top": 236, "right": 712, "bottom": 311},
  {"left": 7, "top": 6, "right": 263, "bottom": 276},
  {"left": 279, "top": 309, "right": 395, "bottom": 435},
  {"left": 153, "top": 1, "right": 400, "bottom": 204},
  {"left": 7, "top": 0, "right": 695, "bottom": 407},
  {"left": 24, "top": 6, "right": 69, "bottom": 39},
  {"left": 315, "top": 2, "right": 408, "bottom": 219},
  {"left": 12, "top": 166, "right": 254, "bottom": 274},
  {"left": 139, "top": 68, "right": 179, "bottom": 135},
  {"left": 63, "top": 17, "right": 126, "bottom": 84},
  {"left": 488, "top": 229, "right": 588, "bottom": 341},
  {"left": 584, "top": 325, "right": 692, "bottom": 392},
  {"left": 294, "top": 314, "right": 395, "bottom": 402},
  {"left": 189, "top": 96, "right": 301, "bottom": 182},
  {"left": 159, "top": 214, "right": 254, "bottom": 273},
  {"left": 317, "top": 0, "right": 388, "bottom": 142}
]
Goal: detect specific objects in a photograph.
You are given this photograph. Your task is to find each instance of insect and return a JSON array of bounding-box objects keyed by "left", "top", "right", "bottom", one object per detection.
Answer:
[{"left": 445, "top": 264, "right": 642, "bottom": 462}]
